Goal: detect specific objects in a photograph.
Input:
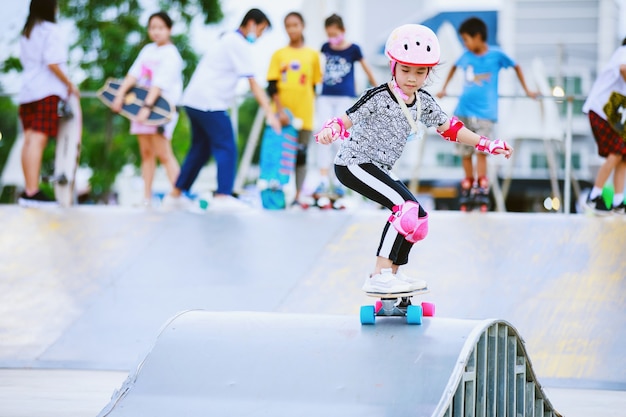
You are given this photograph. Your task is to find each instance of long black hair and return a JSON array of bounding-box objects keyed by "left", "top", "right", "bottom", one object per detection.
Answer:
[{"left": 22, "top": 0, "right": 57, "bottom": 38}]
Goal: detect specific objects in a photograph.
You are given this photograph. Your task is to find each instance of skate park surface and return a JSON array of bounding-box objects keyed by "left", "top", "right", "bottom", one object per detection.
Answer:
[{"left": 0, "top": 204, "right": 625, "bottom": 416}]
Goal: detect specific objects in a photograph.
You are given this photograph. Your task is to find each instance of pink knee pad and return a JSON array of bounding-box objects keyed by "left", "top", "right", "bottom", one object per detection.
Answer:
[{"left": 388, "top": 201, "right": 429, "bottom": 243}]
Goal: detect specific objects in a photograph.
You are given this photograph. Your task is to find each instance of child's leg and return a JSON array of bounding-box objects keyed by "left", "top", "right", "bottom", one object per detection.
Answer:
[
  {"left": 476, "top": 153, "right": 488, "bottom": 180},
  {"left": 613, "top": 158, "right": 626, "bottom": 208},
  {"left": 335, "top": 163, "right": 426, "bottom": 270},
  {"left": 461, "top": 154, "right": 474, "bottom": 179},
  {"left": 21, "top": 129, "right": 49, "bottom": 195},
  {"left": 152, "top": 134, "right": 180, "bottom": 187},
  {"left": 137, "top": 134, "right": 156, "bottom": 201},
  {"left": 594, "top": 154, "right": 621, "bottom": 190},
  {"left": 294, "top": 130, "right": 312, "bottom": 201}
]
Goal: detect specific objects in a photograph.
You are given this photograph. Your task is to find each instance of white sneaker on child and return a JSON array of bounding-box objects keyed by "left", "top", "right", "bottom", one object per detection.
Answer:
[
  {"left": 362, "top": 268, "right": 413, "bottom": 293},
  {"left": 395, "top": 270, "right": 428, "bottom": 291},
  {"left": 162, "top": 194, "right": 193, "bottom": 211},
  {"left": 209, "top": 195, "right": 252, "bottom": 212}
]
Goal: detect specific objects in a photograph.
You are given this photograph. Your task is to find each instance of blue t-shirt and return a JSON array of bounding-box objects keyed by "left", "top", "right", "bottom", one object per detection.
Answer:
[
  {"left": 321, "top": 43, "right": 363, "bottom": 97},
  {"left": 454, "top": 47, "right": 515, "bottom": 121}
]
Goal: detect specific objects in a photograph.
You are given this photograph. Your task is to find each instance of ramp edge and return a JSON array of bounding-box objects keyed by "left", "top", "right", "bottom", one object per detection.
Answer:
[{"left": 433, "top": 319, "right": 562, "bottom": 417}]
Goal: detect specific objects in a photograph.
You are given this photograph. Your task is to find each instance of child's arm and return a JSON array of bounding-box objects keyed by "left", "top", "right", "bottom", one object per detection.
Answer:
[
  {"left": 111, "top": 74, "right": 137, "bottom": 113},
  {"left": 514, "top": 64, "right": 539, "bottom": 98},
  {"left": 436, "top": 65, "right": 457, "bottom": 98},
  {"left": 135, "top": 85, "right": 162, "bottom": 123},
  {"left": 315, "top": 115, "right": 352, "bottom": 145},
  {"left": 249, "top": 78, "right": 281, "bottom": 133},
  {"left": 437, "top": 117, "right": 513, "bottom": 158},
  {"left": 358, "top": 58, "right": 378, "bottom": 88},
  {"left": 48, "top": 63, "right": 79, "bottom": 98}
]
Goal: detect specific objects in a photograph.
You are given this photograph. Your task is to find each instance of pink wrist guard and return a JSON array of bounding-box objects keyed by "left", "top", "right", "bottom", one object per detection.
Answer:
[
  {"left": 475, "top": 136, "right": 508, "bottom": 155},
  {"left": 437, "top": 116, "right": 464, "bottom": 142},
  {"left": 316, "top": 117, "right": 350, "bottom": 142}
]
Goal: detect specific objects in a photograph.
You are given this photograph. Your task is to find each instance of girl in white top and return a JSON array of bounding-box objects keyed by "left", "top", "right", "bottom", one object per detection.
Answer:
[
  {"left": 17, "top": 0, "right": 79, "bottom": 207},
  {"left": 112, "top": 11, "right": 183, "bottom": 206}
]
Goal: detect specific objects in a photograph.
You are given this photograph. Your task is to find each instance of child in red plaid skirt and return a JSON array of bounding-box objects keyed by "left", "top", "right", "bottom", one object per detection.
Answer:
[
  {"left": 582, "top": 38, "right": 626, "bottom": 214},
  {"left": 17, "top": 0, "right": 79, "bottom": 207}
]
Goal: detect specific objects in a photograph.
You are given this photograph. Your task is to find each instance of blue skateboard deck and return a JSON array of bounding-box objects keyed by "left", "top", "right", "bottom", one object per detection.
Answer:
[{"left": 258, "top": 119, "right": 298, "bottom": 209}]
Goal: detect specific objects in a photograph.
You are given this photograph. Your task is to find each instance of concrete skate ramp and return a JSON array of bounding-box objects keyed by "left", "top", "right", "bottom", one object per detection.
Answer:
[
  {"left": 0, "top": 206, "right": 624, "bottom": 391},
  {"left": 97, "top": 311, "right": 560, "bottom": 417}
]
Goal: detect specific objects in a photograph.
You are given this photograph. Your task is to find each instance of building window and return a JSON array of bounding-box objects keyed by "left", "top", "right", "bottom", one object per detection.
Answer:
[
  {"left": 548, "top": 76, "right": 584, "bottom": 115},
  {"left": 437, "top": 153, "right": 461, "bottom": 167},
  {"left": 531, "top": 153, "right": 581, "bottom": 170}
]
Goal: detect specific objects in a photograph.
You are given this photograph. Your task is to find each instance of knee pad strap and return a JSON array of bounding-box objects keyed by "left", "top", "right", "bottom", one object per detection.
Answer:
[{"left": 388, "top": 201, "right": 429, "bottom": 243}]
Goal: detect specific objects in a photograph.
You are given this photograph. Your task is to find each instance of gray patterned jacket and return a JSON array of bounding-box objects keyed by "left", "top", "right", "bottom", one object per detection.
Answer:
[{"left": 334, "top": 83, "right": 448, "bottom": 171}]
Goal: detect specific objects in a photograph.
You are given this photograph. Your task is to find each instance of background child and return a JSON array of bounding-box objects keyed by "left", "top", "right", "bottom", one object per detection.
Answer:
[
  {"left": 111, "top": 11, "right": 183, "bottom": 207},
  {"left": 313, "top": 13, "right": 377, "bottom": 205},
  {"left": 17, "top": 0, "right": 79, "bottom": 207},
  {"left": 267, "top": 11, "right": 322, "bottom": 208},
  {"left": 164, "top": 8, "right": 280, "bottom": 211},
  {"left": 582, "top": 37, "right": 626, "bottom": 214},
  {"left": 316, "top": 24, "right": 512, "bottom": 293},
  {"left": 437, "top": 17, "right": 536, "bottom": 210}
]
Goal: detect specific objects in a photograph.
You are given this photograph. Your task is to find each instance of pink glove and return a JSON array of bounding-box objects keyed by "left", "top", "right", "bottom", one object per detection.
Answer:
[
  {"left": 475, "top": 136, "right": 509, "bottom": 155},
  {"left": 315, "top": 117, "right": 350, "bottom": 143}
]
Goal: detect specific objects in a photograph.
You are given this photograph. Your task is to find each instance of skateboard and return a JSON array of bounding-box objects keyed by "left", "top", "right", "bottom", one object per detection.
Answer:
[
  {"left": 51, "top": 94, "right": 82, "bottom": 207},
  {"left": 258, "top": 113, "right": 299, "bottom": 210},
  {"left": 360, "top": 288, "right": 435, "bottom": 325},
  {"left": 97, "top": 78, "right": 174, "bottom": 126},
  {"left": 603, "top": 91, "right": 626, "bottom": 138}
]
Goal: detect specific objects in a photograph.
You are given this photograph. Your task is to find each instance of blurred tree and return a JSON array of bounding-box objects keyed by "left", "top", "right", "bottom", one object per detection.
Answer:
[{"left": 57, "top": 0, "right": 223, "bottom": 203}]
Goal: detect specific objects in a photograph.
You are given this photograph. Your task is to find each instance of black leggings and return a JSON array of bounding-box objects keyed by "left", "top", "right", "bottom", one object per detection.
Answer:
[{"left": 335, "top": 163, "right": 427, "bottom": 265}]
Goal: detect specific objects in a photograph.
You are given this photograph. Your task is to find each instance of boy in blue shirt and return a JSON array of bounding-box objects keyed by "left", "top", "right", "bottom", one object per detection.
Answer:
[{"left": 437, "top": 17, "right": 536, "bottom": 211}]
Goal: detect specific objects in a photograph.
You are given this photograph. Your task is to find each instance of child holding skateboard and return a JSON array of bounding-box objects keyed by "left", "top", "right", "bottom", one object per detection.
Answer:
[
  {"left": 17, "top": 0, "right": 80, "bottom": 207},
  {"left": 436, "top": 17, "right": 536, "bottom": 211},
  {"left": 315, "top": 24, "right": 513, "bottom": 293},
  {"left": 111, "top": 11, "right": 183, "bottom": 207},
  {"left": 313, "top": 14, "right": 378, "bottom": 208},
  {"left": 582, "top": 37, "right": 626, "bottom": 214}
]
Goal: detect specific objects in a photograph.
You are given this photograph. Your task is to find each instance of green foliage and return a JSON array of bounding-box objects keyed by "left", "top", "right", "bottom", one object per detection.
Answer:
[
  {"left": 0, "top": 57, "right": 22, "bottom": 73},
  {"left": 0, "top": 96, "right": 18, "bottom": 202},
  {"left": 161, "top": 0, "right": 223, "bottom": 25}
]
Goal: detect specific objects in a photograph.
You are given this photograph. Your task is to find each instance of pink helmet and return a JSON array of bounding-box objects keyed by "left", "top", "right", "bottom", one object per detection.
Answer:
[{"left": 385, "top": 24, "right": 440, "bottom": 68}]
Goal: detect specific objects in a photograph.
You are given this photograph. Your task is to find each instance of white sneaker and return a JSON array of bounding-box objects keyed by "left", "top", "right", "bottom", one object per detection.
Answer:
[
  {"left": 209, "top": 195, "right": 252, "bottom": 212},
  {"left": 162, "top": 194, "right": 193, "bottom": 211},
  {"left": 396, "top": 270, "right": 428, "bottom": 291},
  {"left": 362, "top": 268, "right": 413, "bottom": 293}
]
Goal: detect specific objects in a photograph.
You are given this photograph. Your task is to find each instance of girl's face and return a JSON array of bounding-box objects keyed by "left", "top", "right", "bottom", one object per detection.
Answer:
[
  {"left": 394, "top": 64, "right": 429, "bottom": 96},
  {"left": 284, "top": 15, "right": 304, "bottom": 43},
  {"left": 325, "top": 24, "right": 345, "bottom": 45},
  {"left": 148, "top": 16, "right": 171, "bottom": 45}
]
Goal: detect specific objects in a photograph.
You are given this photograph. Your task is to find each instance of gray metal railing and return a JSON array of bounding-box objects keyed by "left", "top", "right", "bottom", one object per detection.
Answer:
[{"left": 435, "top": 320, "right": 561, "bottom": 417}]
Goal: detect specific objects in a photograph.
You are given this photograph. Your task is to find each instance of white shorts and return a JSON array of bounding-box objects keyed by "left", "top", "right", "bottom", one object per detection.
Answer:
[{"left": 130, "top": 111, "right": 179, "bottom": 140}]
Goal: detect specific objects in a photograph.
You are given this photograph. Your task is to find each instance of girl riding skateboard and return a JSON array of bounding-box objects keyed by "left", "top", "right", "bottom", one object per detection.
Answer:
[{"left": 315, "top": 24, "right": 513, "bottom": 294}]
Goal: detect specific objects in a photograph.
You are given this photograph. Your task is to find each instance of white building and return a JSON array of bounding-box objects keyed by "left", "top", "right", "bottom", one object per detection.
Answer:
[{"left": 303, "top": 0, "right": 624, "bottom": 211}]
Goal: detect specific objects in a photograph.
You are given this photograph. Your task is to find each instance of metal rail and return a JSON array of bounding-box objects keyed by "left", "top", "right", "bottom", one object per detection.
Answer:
[{"left": 435, "top": 320, "right": 561, "bottom": 417}]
